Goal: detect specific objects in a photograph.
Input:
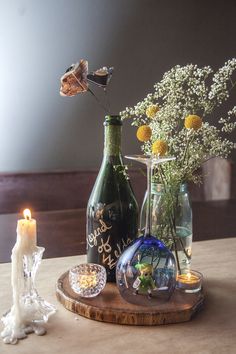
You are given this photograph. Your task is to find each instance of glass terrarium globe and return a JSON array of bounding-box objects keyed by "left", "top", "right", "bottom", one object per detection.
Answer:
[
  {"left": 116, "top": 235, "right": 176, "bottom": 306},
  {"left": 116, "top": 155, "right": 177, "bottom": 306}
]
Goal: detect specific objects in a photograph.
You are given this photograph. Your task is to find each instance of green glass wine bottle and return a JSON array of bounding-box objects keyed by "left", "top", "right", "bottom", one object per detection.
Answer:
[{"left": 86, "top": 115, "right": 138, "bottom": 282}]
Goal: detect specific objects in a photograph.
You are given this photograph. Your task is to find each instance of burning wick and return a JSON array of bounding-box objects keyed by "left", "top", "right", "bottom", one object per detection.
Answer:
[{"left": 23, "top": 209, "right": 31, "bottom": 221}]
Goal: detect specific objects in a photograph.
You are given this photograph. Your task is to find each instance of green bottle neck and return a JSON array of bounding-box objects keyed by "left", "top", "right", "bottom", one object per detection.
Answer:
[{"left": 104, "top": 117, "right": 122, "bottom": 156}]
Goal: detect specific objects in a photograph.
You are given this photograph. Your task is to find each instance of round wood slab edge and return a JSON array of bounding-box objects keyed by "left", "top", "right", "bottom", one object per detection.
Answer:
[{"left": 56, "top": 270, "right": 205, "bottom": 326}]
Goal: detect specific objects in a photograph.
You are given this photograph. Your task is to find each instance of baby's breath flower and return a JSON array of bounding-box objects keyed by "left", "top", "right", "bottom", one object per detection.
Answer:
[
  {"left": 121, "top": 59, "right": 236, "bottom": 256},
  {"left": 136, "top": 125, "right": 152, "bottom": 142},
  {"left": 146, "top": 105, "right": 159, "bottom": 118},
  {"left": 184, "top": 115, "right": 202, "bottom": 130},
  {"left": 121, "top": 59, "right": 236, "bottom": 185},
  {"left": 152, "top": 140, "right": 168, "bottom": 156}
]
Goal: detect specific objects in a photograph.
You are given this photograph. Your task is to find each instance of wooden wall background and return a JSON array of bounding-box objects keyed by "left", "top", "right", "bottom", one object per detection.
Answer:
[{"left": 0, "top": 162, "right": 235, "bottom": 262}]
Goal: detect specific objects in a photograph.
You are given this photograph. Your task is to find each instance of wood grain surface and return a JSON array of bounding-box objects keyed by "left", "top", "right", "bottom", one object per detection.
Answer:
[
  {"left": 0, "top": 169, "right": 236, "bottom": 263},
  {"left": 1, "top": 201, "right": 236, "bottom": 263},
  {"left": 56, "top": 270, "right": 205, "bottom": 326}
]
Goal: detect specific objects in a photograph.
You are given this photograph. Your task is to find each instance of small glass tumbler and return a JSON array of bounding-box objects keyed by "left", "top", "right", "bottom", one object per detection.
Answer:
[
  {"left": 176, "top": 270, "right": 203, "bottom": 293},
  {"left": 69, "top": 263, "right": 107, "bottom": 298}
]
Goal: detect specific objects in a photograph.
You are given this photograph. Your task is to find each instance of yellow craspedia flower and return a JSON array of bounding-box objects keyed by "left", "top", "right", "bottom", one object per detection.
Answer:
[
  {"left": 152, "top": 139, "right": 168, "bottom": 156},
  {"left": 146, "top": 105, "right": 159, "bottom": 118},
  {"left": 184, "top": 115, "right": 202, "bottom": 131},
  {"left": 136, "top": 125, "right": 152, "bottom": 142}
]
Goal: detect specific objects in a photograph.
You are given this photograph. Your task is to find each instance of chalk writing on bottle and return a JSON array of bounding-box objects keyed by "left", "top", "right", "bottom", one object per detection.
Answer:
[
  {"left": 87, "top": 219, "right": 112, "bottom": 248},
  {"left": 87, "top": 219, "right": 132, "bottom": 270},
  {"left": 98, "top": 235, "right": 132, "bottom": 270}
]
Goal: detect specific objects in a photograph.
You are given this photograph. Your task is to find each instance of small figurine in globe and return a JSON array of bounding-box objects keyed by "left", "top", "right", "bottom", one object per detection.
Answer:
[
  {"left": 116, "top": 155, "right": 177, "bottom": 306},
  {"left": 133, "top": 263, "right": 157, "bottom": 298},
  {"left": 116, "top": 234, "right": 176, "bottom": 306}
]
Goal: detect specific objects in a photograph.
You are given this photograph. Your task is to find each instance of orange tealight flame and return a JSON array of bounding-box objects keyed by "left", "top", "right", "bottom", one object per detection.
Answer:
[
  {"left": 23, "top": 209, "right": 31, "bottom": 220},
  {"left": 177, "top": 271, "right": 199, "bottom": 284},
  {"left": 187, "top": 272, "right": 191, "bottom": 281}
]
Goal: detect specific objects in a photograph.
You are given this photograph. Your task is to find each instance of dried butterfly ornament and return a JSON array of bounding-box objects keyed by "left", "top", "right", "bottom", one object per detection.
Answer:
[{"left": 60, "top": 59, "right": 113, "bottom": 113}]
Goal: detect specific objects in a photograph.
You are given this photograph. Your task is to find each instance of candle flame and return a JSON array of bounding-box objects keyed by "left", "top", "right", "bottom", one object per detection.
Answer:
[
  {"left": 23, "top": 209, "right": 31, "bottom": 220},
  {"left": 187, "top": 272, "right": 191, "bottom": 280}
]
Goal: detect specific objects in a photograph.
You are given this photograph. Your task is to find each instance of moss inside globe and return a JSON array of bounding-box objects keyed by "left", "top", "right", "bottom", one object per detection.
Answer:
[{"left": 116, "top": 235, "right": 177, "bottom": 306}]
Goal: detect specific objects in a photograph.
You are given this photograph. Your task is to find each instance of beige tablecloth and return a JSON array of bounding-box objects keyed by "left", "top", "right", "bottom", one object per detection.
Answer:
[{"left": 0, "top": 238, "right": 236, "bottom": 354}]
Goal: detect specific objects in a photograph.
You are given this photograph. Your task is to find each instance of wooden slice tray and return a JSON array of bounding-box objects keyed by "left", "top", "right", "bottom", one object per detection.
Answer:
[{"left": 56, "top": 270, "right": 204, "bottom": 326}]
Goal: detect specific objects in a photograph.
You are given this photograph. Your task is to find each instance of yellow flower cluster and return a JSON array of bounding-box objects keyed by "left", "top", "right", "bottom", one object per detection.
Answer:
[
  {"left": 136, "top": 125, "right": 152, "bottom": 142},
  {"left": 146, "top": 105, "right": 159, "bottom": 118},
  {"left": 184, "top": 115, "right": 202, "bottom": 131},
  {"left": 152, "top": 140, "right": 168, "bottom": 156}
]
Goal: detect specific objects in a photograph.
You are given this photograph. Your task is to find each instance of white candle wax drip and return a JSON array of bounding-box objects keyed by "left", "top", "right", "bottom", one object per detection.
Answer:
[{"left": 1, "top": 209, "right": 56, "bottom": 345}]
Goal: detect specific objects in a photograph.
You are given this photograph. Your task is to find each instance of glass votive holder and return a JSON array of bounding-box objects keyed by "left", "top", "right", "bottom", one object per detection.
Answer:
[
  {"left": 176, "top": 270, "right": 203, "bottom": 293},
  {"left": 69, "top": 263, "right": 106, "bottom": 298}
]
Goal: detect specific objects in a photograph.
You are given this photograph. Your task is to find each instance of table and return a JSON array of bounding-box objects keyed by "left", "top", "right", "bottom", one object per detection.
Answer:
[{"left": 0, "top": 238, "right": 236, "bottom": 354}]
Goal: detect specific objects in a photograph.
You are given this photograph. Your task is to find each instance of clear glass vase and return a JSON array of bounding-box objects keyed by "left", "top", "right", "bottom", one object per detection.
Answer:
[{"left": 140, "top": 183, "right": 192, "bottom": 274}]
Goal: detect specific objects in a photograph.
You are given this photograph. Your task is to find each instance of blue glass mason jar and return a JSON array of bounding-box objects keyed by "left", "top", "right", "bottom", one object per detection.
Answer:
[{"left": 140, "top": 183, "right": 192, "bottom": 274}]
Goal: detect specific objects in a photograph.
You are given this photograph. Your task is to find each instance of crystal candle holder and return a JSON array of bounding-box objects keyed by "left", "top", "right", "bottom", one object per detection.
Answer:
[
  {"left": 1, "top": 246, "right": 56, "bottom": 345},
  {"left": 69, "top": 264, "right": 106, "bottom": 298},
  {"left": 176, "top": 270, "right": 203, "bottom": 293}
]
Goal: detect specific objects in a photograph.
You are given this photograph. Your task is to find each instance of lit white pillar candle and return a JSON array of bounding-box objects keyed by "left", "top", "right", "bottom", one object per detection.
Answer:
[
  {"left": 2, "top": 209, "right": 38, "bottom": 344},
  {"left": 1, "top": 209, "right": 55, "bottom": 345},
  {"left": 16, "top": 209, "right": 37, "bottom": 255}
]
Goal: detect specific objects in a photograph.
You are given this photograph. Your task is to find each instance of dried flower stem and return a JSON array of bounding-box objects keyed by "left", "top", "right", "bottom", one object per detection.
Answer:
[{"left": 88, "top": 88, "right": 110, "bottom": 114}]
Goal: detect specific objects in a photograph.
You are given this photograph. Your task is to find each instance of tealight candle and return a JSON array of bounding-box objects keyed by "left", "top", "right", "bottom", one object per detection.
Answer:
[
  {"left": 78, "top": 273, "right": 97, "bottom": 289},
  {"left": 69, "top": 263, "right": 106, "bottom": 298},
  {"left": 176, "top": 270, "right": 203, "bottom": 293}
]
